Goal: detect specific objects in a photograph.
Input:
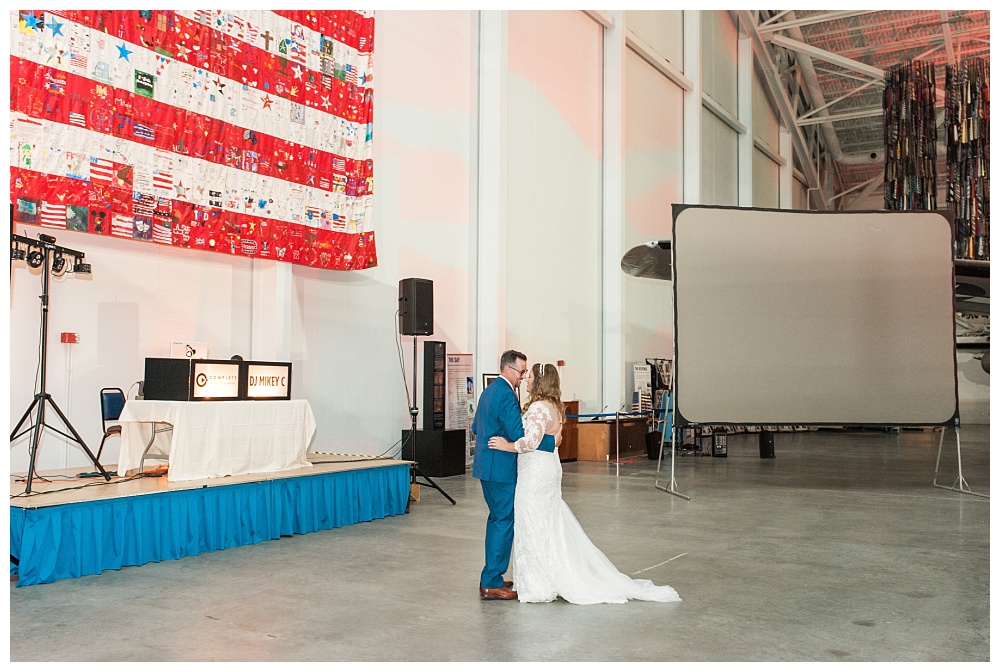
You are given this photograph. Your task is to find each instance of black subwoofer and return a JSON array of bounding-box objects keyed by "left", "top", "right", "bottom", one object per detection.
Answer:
[
  {"left": 398, "top": 278, "right": 433, "bottom": 336},
  {"left": 759, "top": 431, "right": 775, "bottom": 459},
  {"left": 401, "top": 429, "right": 465, "bottom": 477}
]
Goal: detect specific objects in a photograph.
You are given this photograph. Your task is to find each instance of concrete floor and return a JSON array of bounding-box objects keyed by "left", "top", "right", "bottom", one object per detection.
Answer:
[{"left": 9, "top": 426, "right": 990, "bottom": 662}]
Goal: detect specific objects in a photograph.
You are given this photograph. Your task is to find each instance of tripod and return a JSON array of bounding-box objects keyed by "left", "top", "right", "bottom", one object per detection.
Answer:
[
  {"left": 10, "top": 235, "right": 111, "bottom": 494},
  {"left": 404, "top": 335, "right": 455, "bottom": 507}
]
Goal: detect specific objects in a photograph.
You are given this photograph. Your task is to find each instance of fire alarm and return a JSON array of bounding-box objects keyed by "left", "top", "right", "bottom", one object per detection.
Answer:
[
  {"left": 557, "top": 360, "right": 565, "bottom": 367},
  {"left": 60, "top": 332, "right": 80, "bottom": 344}
]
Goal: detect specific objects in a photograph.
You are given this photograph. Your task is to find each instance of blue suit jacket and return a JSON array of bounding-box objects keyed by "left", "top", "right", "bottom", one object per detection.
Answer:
[{"left": 472, "top": 377, "right": 554, "bottom": 483}]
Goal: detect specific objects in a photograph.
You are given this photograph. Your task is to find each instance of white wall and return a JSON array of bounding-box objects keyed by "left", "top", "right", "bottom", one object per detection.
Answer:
[
  {"left": 621, "top": 30, "right": 685, "bottom": 404},
  {"left": 752, "top": 65, "right": 781, "bottom": 208},
  {"left": 506, "top": 11, "right": 604, "bottom": 410},
  {"left": 700, "top": 11, "right": 739, "bottom": 207},
  {"left": 296, "top": 10, "right": 479, "bottom": 454}
]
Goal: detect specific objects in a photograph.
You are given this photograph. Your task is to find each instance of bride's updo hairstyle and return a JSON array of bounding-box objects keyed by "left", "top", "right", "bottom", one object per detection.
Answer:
[{"left": 522, "top": 363, "right": 566, "bottom": 420}]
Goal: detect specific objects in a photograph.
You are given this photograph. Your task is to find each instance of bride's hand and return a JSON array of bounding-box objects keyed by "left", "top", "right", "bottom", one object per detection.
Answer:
[{"left": 489, "top": 437, "right": 513, "bottom": 451}]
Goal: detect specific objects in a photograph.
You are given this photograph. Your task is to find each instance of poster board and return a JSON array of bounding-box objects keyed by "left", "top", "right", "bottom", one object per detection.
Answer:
[
  {"left": 672, "top": 205, "right": 958, "bottom": 427},
  {"left": 632, "top": 364, "right": 652, "bottom": 413},
  {"left": 446, "top": 354, "right": 475, "bottom": 465}
]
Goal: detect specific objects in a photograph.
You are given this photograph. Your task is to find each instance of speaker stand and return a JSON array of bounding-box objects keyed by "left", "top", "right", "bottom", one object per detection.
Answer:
[{"left": 406, "top": 335, "right": 455, "bottom": 510}]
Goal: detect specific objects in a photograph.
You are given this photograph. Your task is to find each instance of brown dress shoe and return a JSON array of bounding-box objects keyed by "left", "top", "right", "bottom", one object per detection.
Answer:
[
  {"left": 480, "top": 585, "right": 518, "bottom": 600},
  {"left": 504, "top": 581, "right": 513, "bottom": 589}
]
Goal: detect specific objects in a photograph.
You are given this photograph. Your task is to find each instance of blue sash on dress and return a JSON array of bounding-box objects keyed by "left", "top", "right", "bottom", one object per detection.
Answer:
[{"left": 536, "top": 434, "right": 556, "bottom": 453}]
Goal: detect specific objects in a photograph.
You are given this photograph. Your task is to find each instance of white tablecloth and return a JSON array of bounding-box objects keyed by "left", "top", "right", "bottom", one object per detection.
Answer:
[{"left": 117, "top": 400, "right": 315, "bottom": 482}]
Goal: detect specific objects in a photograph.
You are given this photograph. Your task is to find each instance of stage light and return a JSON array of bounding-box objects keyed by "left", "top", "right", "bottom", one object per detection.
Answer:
[
  {"left": 73, "top": 260, "right": 92, "bottom": 274},
  {"left": 38, "top": 233, "right": 57, "bottom": 244},
  {"left": 11, "top": 242, "right": 25, "bottom": 261},
  {"left": 51, "top": 254, "right": 67, "bottom": 274},
  {"left": 26, "top": 249, "right": 45, "bottom": 268}
]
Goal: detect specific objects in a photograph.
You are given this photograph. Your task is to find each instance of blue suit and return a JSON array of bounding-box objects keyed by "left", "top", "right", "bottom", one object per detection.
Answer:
[{"left": 472, "top": 377, "right": 555, "bottom": 588}]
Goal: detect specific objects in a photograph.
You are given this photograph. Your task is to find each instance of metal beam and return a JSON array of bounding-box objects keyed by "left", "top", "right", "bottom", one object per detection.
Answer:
[
  {"left": 737, "top": 10, "right": 824, "bottom": 207},
  {"left": 583, "top": 10, "right": 613, "bottom": 29},
  {"left": 844, "top": 175, "right": 884, "bottom": 211},
  {"left": 798, "top": 79, "right": 880, "bottom": 120},
  {"left": 768, "top": 33, "right": 884, "bottom": 81},
  {"left": 757, "top": 10, "right": 878, "bottom": 34},
  {"left": 940, "top": 11, "right": 956, "bottom": 64},
  {"left": 797, "top": 107, "right": 882, "bottom": 126},
  {"left": 702, "top": 93, "right": 746, "bottom": 134},
  {"left": 625, "top": 29, "right": 694, "bottom": 91}
]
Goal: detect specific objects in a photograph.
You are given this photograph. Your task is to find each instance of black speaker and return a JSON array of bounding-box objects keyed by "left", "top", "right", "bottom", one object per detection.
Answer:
[
  {"left": 401, "top": 429, "right": 466, "bottom": 476},
  {"left": 759, "top": 431, "right": 775, "bottom": 459},
  {"left": 423, "top": 341, "right": 446, "bottom": 430},
  {"left": 399, "top": 278, "right": 433, "bottom": 336}
]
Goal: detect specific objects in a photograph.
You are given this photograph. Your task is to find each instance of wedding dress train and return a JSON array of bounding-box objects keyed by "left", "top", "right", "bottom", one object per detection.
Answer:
[{"left": 510, "top": 402, "right": 681, "bottom": 605}]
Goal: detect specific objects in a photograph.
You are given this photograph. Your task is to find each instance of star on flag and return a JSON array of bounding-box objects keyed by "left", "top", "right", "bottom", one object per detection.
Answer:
[{"left": 20, "top": 11, "right": 41, "bottom": 32}]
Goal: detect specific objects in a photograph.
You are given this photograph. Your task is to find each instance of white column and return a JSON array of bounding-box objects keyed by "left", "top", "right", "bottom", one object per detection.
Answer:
[
  {"left": 601, "top": 10, "right": 624, "bottom": 414},
  {"left": 779, "top": 128, "right": 793, "bottom": 209},
  {"left": 738, "top": 29, "right": 753, "bottom": 207},
  {"left": 251, "top": 259, "right": 292, "bottom": 361},
  {"left": 475, "top": 11, "right": 507, "bottom": 385},
  {"left": 683, "top": 11, "right": 702, "bottom": 206}
]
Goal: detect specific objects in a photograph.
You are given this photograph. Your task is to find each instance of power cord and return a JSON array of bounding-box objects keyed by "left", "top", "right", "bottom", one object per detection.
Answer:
[
  {"left": 126, "top": 379, "right": 142, "bottom": 399},
  {"left": 10, "top": 469, "right": 157, "bottom": 499}
]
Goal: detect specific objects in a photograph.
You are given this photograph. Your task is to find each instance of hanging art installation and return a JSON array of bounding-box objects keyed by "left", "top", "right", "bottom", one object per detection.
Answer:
[
  {"left": 945, "top": 57, "right": 989, "bottom": 261},
  {"left": 883, "top": 60, "right": 938, "bottom": 212},
  {"left": 10, "top": 10, "right": 376, "bottom": 270}
]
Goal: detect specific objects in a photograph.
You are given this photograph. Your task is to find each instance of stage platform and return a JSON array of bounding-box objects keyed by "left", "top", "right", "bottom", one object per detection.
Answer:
[{"left": 10, "top": 455, "right": 411, "bottom": 587}]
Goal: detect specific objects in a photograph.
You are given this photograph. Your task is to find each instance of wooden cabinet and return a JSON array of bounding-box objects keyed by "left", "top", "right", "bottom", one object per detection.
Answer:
[
  {"left": 559, "top": 400, "right": 579, "bottom": 462},
  {"left": 576, "top": 417, "right": 649, "bottom": 462}
]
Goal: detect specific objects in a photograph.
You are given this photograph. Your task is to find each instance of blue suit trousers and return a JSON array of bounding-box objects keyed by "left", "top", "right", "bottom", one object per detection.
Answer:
[{"left": 480, "top": 478, "right": 516, "bottom": 589}]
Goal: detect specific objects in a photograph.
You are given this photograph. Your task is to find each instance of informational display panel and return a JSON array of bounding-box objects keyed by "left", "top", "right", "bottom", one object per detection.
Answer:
[
  {"left": 446, "top": 353, "right": 475, "bottom": 466},
  {"left": 672, "top": 205, "right": 958, "bottom": 426}
]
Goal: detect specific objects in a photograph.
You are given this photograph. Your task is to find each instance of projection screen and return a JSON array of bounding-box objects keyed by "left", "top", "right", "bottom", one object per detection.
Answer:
[{"left": 672, "top": 205, "right": 958, "bottom": 427}]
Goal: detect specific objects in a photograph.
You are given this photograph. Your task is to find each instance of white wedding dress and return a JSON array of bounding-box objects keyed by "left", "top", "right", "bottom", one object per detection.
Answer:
[{"left": 510, "top": 401, "right": 681, "bottom": 605}]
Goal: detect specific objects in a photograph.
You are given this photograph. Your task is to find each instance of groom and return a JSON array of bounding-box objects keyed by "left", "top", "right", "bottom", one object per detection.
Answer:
[{"left": 472, "top": 350, "right": 556, "bottom": 600}]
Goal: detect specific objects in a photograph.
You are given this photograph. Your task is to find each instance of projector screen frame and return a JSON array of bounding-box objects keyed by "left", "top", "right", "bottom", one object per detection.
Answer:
[{"left": 671, "top": 204, "right": 960, "bottom": 429}]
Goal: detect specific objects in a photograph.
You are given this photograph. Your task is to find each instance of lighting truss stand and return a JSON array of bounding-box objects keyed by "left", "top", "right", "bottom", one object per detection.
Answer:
[
  {"left": 10, "top": 235, "right": 110, "bottom": 493},
  {"left": 405, "top": 335, "right": 455, "bottom": 508}
]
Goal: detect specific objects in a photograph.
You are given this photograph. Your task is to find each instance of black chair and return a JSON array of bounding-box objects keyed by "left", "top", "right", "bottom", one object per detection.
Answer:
[{"left": 96, "top": 388, "right": 126, "bottom": 464}]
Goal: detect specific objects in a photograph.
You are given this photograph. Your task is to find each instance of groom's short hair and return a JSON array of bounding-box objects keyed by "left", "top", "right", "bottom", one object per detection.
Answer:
[{"left": 500, "top": 350, "right": 526, "bottom": 371}]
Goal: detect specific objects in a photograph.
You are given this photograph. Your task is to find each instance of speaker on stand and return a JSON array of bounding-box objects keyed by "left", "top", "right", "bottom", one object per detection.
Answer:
[{"left": 398, "top": 278, "right": 454, "bottom": 507}]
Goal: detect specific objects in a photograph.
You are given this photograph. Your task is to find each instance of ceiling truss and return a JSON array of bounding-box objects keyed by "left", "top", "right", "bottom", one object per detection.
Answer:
[{"left": 740, "top": 9, "right": 990, "bottom": 210}]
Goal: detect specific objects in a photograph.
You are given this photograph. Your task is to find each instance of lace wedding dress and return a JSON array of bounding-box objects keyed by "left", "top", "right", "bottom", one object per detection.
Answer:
[{"left": 510, "top": 400, "right": 681, "bottom": 605}]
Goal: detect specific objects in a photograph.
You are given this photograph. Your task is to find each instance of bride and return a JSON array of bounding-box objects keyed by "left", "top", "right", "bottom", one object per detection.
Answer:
[{"left": 489, "top": 363, "right": 681, "bottom": 605}]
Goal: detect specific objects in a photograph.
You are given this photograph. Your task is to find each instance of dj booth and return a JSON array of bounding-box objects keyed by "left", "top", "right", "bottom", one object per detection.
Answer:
[
  {"left": 119, "top": 358, "right": 314, "bottom": 481},
  {"left": 143, "top": 357, "right": 292, "bottom": 402}
]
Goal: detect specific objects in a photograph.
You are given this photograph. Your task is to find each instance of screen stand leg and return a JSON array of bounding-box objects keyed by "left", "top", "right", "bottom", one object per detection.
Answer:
[{"left": 933, "top": 425, "right": 987, "bottom": 498}]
